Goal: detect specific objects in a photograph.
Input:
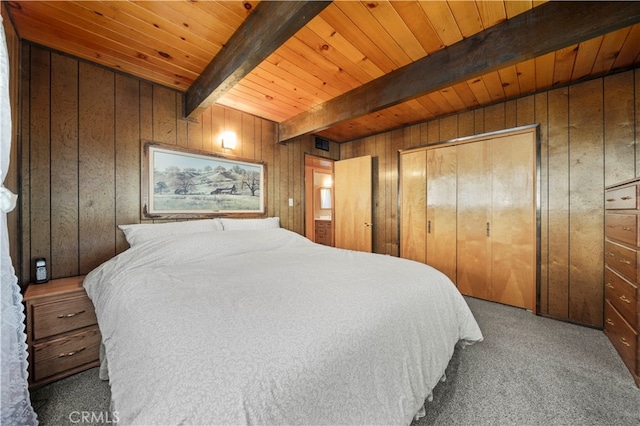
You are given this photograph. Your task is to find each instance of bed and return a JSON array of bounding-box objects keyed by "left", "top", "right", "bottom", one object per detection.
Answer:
[{"left": 83, "top": 218, "right": 483, "bottom": 425}]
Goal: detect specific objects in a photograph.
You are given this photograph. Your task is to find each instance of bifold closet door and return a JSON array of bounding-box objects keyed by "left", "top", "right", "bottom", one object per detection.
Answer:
[
  {"left": 456, "top": 141, "right": 492, "bottom": 300},
  {"left": 490, "top": 133, "right": 536, "bottom": 311},
  {"left": 426, "top": 146, "right": 457, "bottom": 283},
  {"left": 400, "top": 150, "right": 427, "bottom": 263}
]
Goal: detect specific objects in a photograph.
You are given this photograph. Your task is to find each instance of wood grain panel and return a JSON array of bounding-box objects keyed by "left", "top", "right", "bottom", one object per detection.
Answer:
[
  {"left": 152, "top": 86, "right": 177, "bottom": 145},
  {"left": 29, "top": 47, "right": 52, "bottom": 279},
  {"left": 20, "top": 43, "right": 32, "bottom": 283},
  {"left": 490, "top": 132, "right": 536, "bottom": 311},
  {"left": 50, "top": 53, "right": 79, "bottom": 278},
  {"left": 400, "top": 150, "right": 426, "bottom": 262},
  {"left": 546, "top": 87, "right": 570, "bottom": 319},
  {"left": 456, "top": 141, "right": 491, "bottom": 299},
  {"left": 115, "top": 74, "right": 141, "bottom": 254},
  {"left": 569, "top": 79, "right": 604, "bottom": 327},
  {"left": 426, "top": 145, "right": 457, "bottom": 283},
  {"left": 604, "top": 72, "right": 636, "bottom": 186},
  {"left": 79, "top": 62, "right": 115, "bottom": 274}
]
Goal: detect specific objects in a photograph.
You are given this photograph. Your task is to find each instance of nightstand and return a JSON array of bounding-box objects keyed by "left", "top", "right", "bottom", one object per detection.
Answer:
[{"left": 24, "top": 275, "right": 101, "bottom": 388}]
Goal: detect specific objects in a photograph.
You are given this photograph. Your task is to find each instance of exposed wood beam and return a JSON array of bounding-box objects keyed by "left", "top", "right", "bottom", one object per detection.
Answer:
[
  {"left": 278, "top": 1, "right": 640, "bottom": 143},
  {"left": 184, "top": 1, "right": 331, "bottom": 119}
]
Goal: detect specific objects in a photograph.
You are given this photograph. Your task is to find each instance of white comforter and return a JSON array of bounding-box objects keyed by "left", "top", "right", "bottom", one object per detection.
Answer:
[{"left": 84, "top": 228, "right": 482, "bottom": 425}]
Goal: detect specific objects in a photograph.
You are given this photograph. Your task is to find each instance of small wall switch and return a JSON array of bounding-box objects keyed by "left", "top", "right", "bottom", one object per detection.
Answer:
[{"left": 288, "top": 198, "right": 294, "bottom": 207}]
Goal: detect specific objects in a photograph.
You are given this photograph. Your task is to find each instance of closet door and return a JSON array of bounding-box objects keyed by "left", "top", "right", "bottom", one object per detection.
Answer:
[
  {"left": 456, "top": 141, "right": 492, "bottom": 299},
  {"left": 400, "top": 150, "right": 427, "bottom": 262},
  {"left": 490, "top": 133, "right": 536, "bottom": 311},
  {"left": 426, "top": 146, "right": 457, "bottom": 283}
]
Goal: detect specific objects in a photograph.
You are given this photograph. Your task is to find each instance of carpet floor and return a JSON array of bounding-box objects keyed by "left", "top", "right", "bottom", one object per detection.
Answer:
[{"left": 30, "top": 297, "right": 640, "bottom": 425}]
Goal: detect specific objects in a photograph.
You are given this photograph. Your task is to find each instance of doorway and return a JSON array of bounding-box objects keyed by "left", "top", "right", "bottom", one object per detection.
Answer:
[{"left": 304, "top": 155, "right": 334, "bottom": 246}]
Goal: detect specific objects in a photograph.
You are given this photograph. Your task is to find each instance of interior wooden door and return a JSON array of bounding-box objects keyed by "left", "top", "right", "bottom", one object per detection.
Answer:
[
  {"left": 456, "top": 141, "right": 492, "bottom": 299},
  {"left": 334, "top": 155, "right": 372, "bottom": 252},
  {"left": 400, "top": 150, "right": 427, "bottom": 262},
  {"left": 426, "top": 145, "right": 458, "bottom": 283},
  {"left": 490, "top": 133, "right": 536, "bottom": 311}
]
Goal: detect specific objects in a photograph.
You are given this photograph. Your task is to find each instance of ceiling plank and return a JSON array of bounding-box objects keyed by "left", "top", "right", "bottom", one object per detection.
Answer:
[
  {"left": 278, "top": 1, "right": 640, "bottom": 143},
  {"left": 184, "top": 0, "right": 331, "bottom": 119}
]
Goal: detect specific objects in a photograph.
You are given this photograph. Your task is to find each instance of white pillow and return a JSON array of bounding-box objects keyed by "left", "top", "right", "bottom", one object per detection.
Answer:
[
  {"left": 220, "top": 217, "right": 280, "bottom": 230},
  {"left": 119, "top": 219, "right": 223, "bottom": 245}
]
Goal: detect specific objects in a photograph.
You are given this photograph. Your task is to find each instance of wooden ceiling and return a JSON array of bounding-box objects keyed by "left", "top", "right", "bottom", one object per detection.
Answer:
[{"left": 6, "top": 1, "right": 640, "bottom": 143}]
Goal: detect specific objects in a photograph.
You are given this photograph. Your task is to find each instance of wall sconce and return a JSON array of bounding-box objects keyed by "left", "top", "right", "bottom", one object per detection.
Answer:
[{"left": 221, "top": 131, "right": 237, "bottom": 150}]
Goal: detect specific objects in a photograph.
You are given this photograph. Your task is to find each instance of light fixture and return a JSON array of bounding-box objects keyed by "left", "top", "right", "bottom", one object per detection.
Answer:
[{"left": 221, "top": 131, "right": 237, "bottom": 150}]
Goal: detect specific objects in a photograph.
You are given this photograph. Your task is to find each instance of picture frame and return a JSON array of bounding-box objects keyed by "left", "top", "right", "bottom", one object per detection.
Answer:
[{"left": 142, "top": 141, "right": 266, "bottom": 218}]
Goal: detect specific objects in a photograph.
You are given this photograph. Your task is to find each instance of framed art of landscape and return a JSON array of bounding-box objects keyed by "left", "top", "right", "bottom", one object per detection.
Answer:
[{"left": 142, "top": 142, "right": 265, "bottom": 218}]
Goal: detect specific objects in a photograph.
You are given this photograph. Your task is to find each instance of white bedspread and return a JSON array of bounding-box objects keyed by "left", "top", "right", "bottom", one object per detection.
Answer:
[{"left": 84, "top": 228, "right": 482, "bottom": 425}]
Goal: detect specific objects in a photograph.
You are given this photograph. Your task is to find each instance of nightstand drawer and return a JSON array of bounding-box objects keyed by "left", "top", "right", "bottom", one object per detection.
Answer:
[
  {"left": 32, "top": 295, "right": 97, "bottom": 341},
  {"left": 605, "top": 267, "right": 638, "bottom": 326},
  {"left": 32, "top": 326, "right": 101, "bottom": 383},
  {"left": 605, "top": 301, "right": 637, "bottom": 375}
]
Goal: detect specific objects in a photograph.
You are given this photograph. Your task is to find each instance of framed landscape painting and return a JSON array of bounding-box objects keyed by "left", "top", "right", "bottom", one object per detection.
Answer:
[{"left": 142, "top": 142, "right": 265, "bottom": 218}]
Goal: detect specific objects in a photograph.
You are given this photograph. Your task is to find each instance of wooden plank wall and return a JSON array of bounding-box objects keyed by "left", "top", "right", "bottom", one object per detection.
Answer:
[
  {"left": 18, "top": 43, "right": 339, "bottom": 286},
  {"left": 341, "top": 67, "right": 640, "bottom": 328}
]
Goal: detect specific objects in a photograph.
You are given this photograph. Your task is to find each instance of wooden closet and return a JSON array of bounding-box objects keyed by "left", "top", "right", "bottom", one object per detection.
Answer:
[{"left": 400, "top": 126, "right": 538, "bottom": 312}]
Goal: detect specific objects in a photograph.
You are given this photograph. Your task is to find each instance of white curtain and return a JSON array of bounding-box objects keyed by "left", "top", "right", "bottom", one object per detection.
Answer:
[{"left": 0, "top": 14, "right": 38, "bottom": 426}]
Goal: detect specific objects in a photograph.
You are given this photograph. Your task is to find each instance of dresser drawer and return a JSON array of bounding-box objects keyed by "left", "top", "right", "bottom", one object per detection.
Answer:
[
  {"left": 605, "top": 267, "right": 638, "bottom": 326},
  {"left": 605, "top": 240, "right": 637, "bottom": 283},
  {"left": 605, "top": 301, "right": 638, "bottom": 375},
  {"left": 32, "top": 326, "right": 101, "bottom": 383},
  {"left": 605, "top": 214, "right": 638, "bottom": 246},
  {"left": 605, "top": 185, "right": 638, "bottom": 209},
  {"left": 32, "top": 295, "right": 97, "bottom": 341}
]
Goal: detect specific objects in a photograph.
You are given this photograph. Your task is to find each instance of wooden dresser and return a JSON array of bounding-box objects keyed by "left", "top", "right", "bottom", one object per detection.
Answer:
[
  {"left": 604, "top": 179, "right": 640, "bottom": 387},
  {"left": 24, "top": 275, "right": 101, "bottom": 388}
]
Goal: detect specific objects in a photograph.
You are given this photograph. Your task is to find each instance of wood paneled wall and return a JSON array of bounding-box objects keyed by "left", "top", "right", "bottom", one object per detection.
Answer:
[
  {"left": 341, "top": 68, "right": 640, "bottom": 328},
  {"left": 18, "top": 43, "right": 339, "bottom": 286}
]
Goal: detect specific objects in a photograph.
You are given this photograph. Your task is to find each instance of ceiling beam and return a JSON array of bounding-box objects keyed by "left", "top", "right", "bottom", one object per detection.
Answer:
[
  {"left": 278, "top": 1, "right": 640, "bottom": 143},
  {"left": 184, "top": 1, "right": 331, "bottom": 119}
]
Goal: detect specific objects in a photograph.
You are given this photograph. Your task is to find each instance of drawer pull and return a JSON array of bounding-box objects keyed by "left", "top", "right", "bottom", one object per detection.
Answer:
[
  {"left": 619, "top": 295, "right": 632, "bottom": 304},
  {"left": 621, "top": 196, "right": 633, "bottom": 200},
  {"left": 605, "top": 282, "right": 614, "bottom": 289},
  {"left": 620, "top": 337, "right": 631, "bottom": 347},
  {"left": 618, "top": 259, "right": 632, "bottom": 265},
  {"left": 57, "top": 310, "right": 86, "bottom": 319},
  {"left": 57, "top": 347, "right": 86, "bottom": 358},
  {"left": 607, "top": 252, "right": 615, "bottom": 257},
  {"left": 622, "top": 226, "right": 632, "bottom": 231},
  {"left": 606, "top": 198, "right": 616, "bottom": 202},
  {"left": 606, "top": 318, "right": 615, "bottom": 326}
]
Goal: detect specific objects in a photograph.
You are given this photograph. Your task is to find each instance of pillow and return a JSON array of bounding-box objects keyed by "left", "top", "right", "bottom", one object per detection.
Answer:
[
  {"left": 219, "top": 217, "right": 280, "bottom": 230},
  {"left": 119, "top": 219, "right": 223, "bottom": 245}
]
